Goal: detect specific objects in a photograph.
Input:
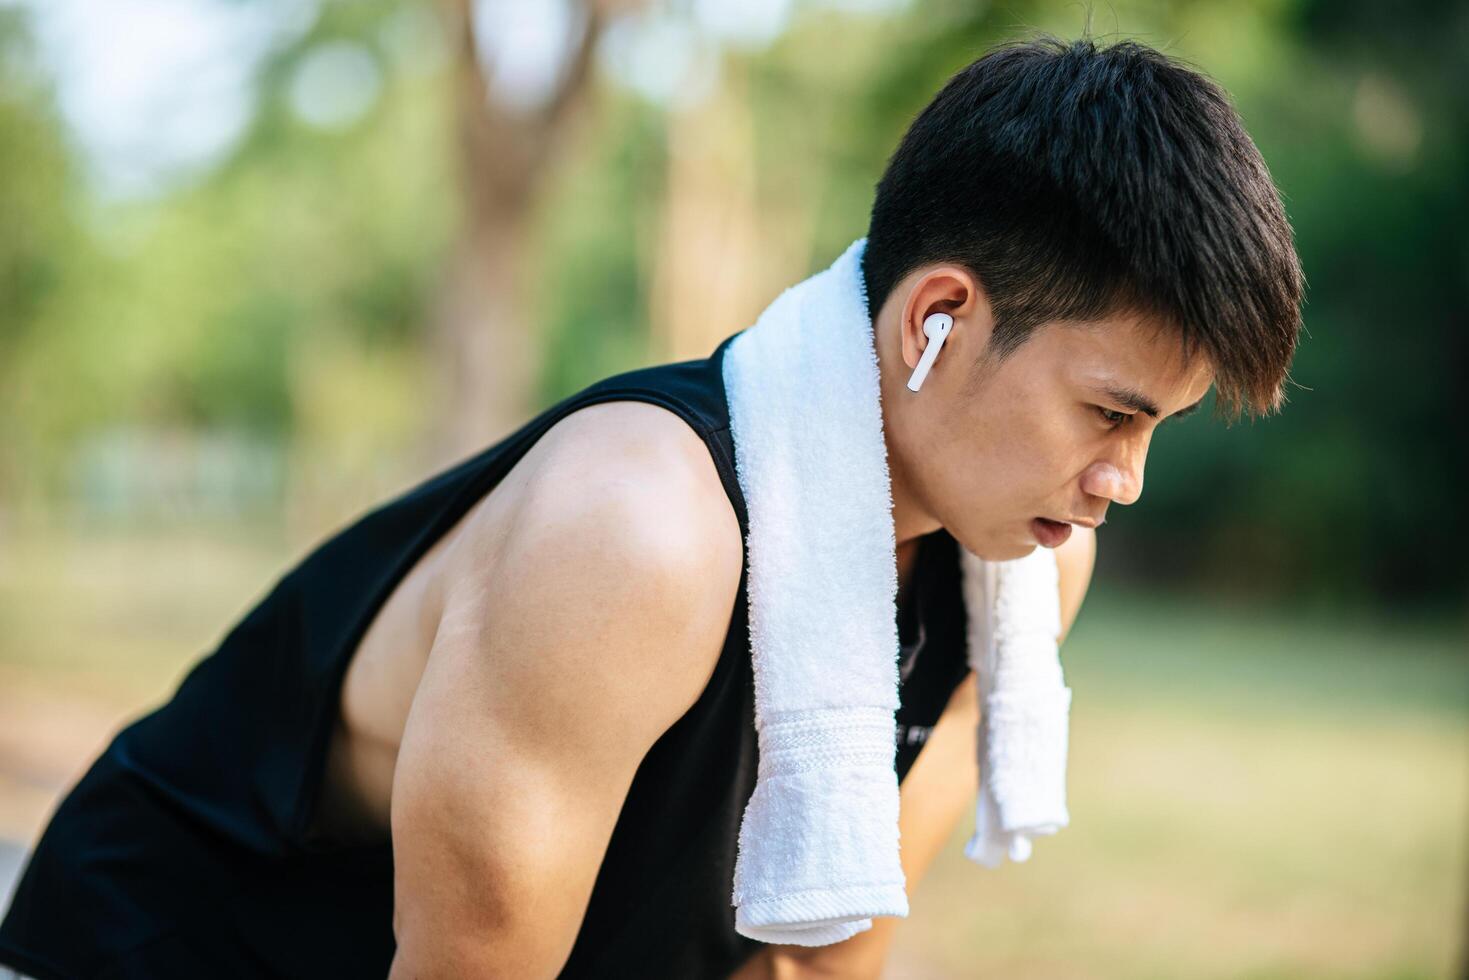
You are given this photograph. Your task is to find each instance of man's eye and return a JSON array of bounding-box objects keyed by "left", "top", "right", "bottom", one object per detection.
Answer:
[{"left": 1096, "top": 406, "right": 1131, "bottom": 427}]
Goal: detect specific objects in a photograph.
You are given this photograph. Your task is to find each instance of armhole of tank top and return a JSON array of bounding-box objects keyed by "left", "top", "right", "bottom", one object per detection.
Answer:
[{"left": 292, "top": 386, "right": 744, "bottom": 845}]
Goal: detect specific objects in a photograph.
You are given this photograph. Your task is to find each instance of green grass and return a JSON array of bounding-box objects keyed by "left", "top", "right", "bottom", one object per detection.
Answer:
[
  {"left": 1066, "top": 584, "right": 1468, "bottom": 723},
  {"left": 897, "top": 587, "right": 1467, "bottom": 980},
  {"left": 0, "top": 525, "right": 1464, "bottom": 977}
]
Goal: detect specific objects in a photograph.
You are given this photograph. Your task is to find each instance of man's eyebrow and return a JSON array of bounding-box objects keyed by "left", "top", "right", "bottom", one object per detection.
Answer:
[{"left": 1094, "top": 383, "right": 1206, "bottom": 421}]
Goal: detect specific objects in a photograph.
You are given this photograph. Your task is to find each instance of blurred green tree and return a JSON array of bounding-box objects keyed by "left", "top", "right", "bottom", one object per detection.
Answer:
[{"left": 0, "top": 0, "right": 1461, "bottom": 605}]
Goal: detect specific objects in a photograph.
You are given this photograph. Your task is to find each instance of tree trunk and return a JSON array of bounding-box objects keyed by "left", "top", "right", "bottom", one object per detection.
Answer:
[
  {"left": 422, "top": 0, "right": 627, "bottom": 471},
  {"left": 650, "top": 55, "right": 823, "bottom": 364}
]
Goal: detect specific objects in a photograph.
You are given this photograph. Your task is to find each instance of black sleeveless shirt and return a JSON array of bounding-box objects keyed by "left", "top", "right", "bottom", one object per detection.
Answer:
[{"left": 0, "top": 332, "right": 973, "bottom": 980}]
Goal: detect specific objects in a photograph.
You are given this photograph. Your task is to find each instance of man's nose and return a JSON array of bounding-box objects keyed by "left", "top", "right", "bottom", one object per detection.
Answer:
[{"left": 1082, "top": 458, "right": 1143, "bottom": 506}]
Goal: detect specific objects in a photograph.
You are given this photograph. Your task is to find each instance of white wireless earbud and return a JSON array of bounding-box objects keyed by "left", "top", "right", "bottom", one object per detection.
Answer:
[{"left": 906, "top": 313, "right": 953, "bottom": 392}]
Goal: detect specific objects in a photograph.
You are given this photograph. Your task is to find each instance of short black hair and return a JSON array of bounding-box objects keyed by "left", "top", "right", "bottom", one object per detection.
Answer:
[{"left": 862, "top": 32, "right": 1306, "bottom": 422}]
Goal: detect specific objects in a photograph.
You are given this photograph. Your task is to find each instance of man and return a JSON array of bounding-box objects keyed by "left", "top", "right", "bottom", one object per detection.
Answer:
[{"left": 0, "top": 32, "right": 1302, "bottom": 980}]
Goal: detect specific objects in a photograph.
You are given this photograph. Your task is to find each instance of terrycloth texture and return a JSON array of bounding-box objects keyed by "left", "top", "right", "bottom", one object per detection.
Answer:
[
  {"left": 722, "top": 235, "right": 1073, "bottom": 946},
  {"left": 959, "top": 546, "right": 1073, "bottom": 867}
]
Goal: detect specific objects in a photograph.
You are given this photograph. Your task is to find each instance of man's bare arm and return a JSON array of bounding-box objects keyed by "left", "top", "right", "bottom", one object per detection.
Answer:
[{"left": 388, "top": 438, "right": 743, "bottom": 979}]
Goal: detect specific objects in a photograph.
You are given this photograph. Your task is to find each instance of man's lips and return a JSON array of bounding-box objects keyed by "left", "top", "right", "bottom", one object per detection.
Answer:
[{"left": 1031, "top": 517, "right": 1073, "bottom": 548}]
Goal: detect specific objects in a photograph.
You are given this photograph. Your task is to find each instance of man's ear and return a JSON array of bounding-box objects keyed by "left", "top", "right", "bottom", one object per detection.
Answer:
[{"left": 898, "top": 265, "right": 994, "bottom": 373}]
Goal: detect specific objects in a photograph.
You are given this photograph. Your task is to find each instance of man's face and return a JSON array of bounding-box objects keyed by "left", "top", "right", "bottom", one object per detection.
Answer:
[{"left": 879, "top": 267, "right": 1215, "bottom": 562}]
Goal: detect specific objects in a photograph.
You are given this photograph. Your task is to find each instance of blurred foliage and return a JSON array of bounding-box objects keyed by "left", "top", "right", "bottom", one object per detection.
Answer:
[
  {"left": 0, "top": 0, "right": 452, "bottom": 521},
  {"left": 0, "top": 0, "right": 1462, "bottom": 608}
]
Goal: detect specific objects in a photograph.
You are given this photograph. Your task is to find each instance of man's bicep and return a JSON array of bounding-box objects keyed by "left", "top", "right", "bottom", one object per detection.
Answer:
[
  {"left": 389, "top": 481, "right": 741, "bottom": 978},
  {"left": 389, "top": 669, "right": 606, "bottom": 978}
]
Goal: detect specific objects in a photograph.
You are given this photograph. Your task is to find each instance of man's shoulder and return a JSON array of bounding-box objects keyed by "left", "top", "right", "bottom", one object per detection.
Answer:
[
  {"left": 545, "top": 398, "right": 731, "bottom": 490},
  {"left": 514, "top": 398, "right": 742, "bottom": 565},
  {"left": 433, "top": 399, "right": 745, "bottom": 742},
  {"left": 448, "top": 397, "right": 745, "bottom": 651}
]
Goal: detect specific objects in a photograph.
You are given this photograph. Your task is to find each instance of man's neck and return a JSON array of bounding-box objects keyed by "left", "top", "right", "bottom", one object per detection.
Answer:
[{"left": 886, "top": 440, "right": 942, "bottom": 550}]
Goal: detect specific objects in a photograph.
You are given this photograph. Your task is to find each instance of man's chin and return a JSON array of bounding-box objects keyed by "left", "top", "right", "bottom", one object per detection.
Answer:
[{"left": 949, "top": 529, "right": 1037, "bottom": 563}]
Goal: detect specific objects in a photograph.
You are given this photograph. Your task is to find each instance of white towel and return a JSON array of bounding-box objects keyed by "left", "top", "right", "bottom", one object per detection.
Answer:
[
  {"left": 960, "top": 545, "right": 1073, "bottom": 868},
  {"left": 722, "top": 235, "right": 1073, "bottom": 946}
]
